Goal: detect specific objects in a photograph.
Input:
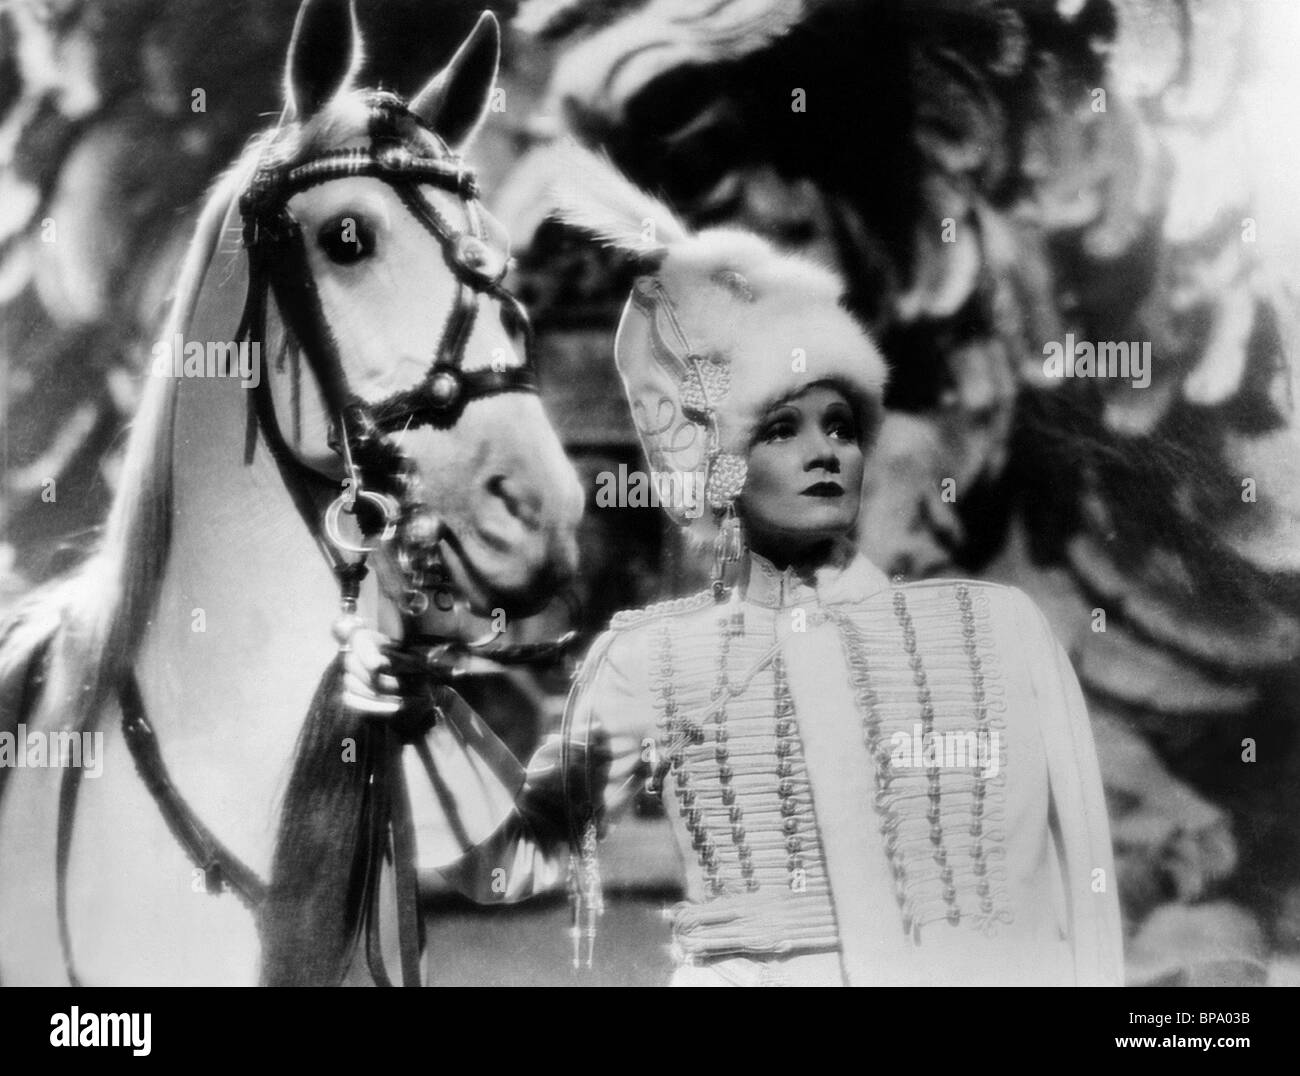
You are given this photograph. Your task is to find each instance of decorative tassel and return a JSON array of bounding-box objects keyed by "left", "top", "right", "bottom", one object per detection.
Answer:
[
  {"left": 258, "top": 657, "right": 380, "bottom": 986},
  {"left": 569, "top": 818, "right": 604, "bottom": 970}
]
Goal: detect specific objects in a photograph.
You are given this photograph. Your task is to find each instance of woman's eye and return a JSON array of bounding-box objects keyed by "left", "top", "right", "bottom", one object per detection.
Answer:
[
  {"left": 318, "top": 215, "right": 375, "bottom": 264},
  {"left": 828, "top": 421, "right": 857, "bottom": 441},
  {"left": 761, "top": 422, "right": 796, "bottom": 442}
]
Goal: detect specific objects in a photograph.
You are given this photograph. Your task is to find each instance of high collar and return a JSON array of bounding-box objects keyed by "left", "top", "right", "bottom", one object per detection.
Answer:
[{"left": 740, "top": 540, "right": 891, "bottom": 609}]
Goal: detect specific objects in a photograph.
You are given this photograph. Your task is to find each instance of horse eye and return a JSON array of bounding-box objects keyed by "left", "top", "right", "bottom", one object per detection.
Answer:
[{"left": 318, "top": 215, "right": 375, "bottom": 264}]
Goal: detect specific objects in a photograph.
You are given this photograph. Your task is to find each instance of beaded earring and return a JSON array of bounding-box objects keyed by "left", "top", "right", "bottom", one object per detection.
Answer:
[{"left": 711, "top": 502, "right": 745, "bottom": 601}]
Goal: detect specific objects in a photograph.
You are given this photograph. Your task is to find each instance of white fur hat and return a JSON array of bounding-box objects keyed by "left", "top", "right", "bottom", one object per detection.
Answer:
[{"left": 547, "top": 145, "right": 889, "bottom": 544}]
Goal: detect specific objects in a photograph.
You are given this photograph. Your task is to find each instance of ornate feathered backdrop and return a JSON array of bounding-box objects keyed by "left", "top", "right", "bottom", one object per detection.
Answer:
[{"left": 2, "top": 0, "right": 1298, "bottom": 983}]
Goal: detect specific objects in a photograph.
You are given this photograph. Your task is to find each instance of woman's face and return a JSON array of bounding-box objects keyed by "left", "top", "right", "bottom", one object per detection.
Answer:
[{"left": 737, "top": 383, "right": 864, "bottom": 563}]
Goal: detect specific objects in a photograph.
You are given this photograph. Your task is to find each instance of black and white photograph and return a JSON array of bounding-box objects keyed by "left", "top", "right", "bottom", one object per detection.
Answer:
[{"left": 0, "top": 0, "right": 1295, "bottom": 1013}]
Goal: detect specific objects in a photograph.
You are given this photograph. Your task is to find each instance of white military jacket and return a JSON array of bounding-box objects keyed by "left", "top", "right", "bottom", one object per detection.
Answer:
[{"left": 416, "top": 546, "right": 1124, "bottom": 986}]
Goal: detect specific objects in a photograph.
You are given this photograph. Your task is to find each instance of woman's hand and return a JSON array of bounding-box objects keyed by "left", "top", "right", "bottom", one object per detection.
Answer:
[{"left": 332, "top": 614, "right": 403, "bottom": 718}]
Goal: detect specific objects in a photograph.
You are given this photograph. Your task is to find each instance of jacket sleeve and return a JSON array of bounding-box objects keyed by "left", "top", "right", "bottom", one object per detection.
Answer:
[
  {"left": 1017, "top": 591, "right": 1125, "bottom": 986},
  {"left": 414, "top": 626, "right": 654, "bottom": 903}
]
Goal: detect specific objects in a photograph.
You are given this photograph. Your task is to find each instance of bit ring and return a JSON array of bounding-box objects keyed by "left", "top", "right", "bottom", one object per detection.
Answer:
[{"left": 325, "top": 489, "right": 399, "bottom": 554}]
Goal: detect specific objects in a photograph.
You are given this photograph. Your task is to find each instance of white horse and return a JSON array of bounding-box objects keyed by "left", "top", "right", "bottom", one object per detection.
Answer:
[{"left": 0, "top": 0, "right": 583, "bottom": 985}]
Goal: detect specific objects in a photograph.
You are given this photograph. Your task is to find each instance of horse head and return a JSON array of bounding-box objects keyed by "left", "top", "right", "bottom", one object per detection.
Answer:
[{"left": 245, "top": 0, "right": 582, "bottom": 620}]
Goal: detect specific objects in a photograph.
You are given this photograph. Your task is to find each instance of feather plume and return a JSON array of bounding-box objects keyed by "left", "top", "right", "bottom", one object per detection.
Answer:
[{"left": 541, "top": 140, "right": 689, "bottom": 258}]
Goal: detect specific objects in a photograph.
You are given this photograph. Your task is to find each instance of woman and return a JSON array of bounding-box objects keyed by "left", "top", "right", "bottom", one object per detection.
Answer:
[{"left": 340, "top": 151, "right": 1124, "bottom": 986}]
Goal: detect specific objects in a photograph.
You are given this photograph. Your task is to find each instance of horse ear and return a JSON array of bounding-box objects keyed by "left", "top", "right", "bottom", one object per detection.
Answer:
[
  {"left": 409, "top": 11, "right": 501, "bottom": 150},
  {"left": 284, "top": 0, "right": 364, "bottom": 121}
]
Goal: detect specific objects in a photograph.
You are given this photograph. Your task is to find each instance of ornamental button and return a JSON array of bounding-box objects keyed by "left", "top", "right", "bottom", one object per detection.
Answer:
[
  {"left": 428, "top": 369, "right": 461, "bottom": 410},
  {"left": 454, "top": 234, "right": 507, "bottom": 279},
  {"left": 379, "top": 145, "right": 414, "bottom": 172},
  {"left": 403, "top": 511, "right": 440, "bottom": 547},
  {"left": 457, "top": 234, "right": 488, "bottom": 268}
]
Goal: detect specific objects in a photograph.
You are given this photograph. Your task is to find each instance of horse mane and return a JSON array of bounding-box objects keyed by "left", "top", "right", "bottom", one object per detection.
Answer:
[
  {"left": 49, "top": 97, "right": 387, "bottom": 737},
  {"left": 43, "top": 161, "right": 244, "bottom": 737}
]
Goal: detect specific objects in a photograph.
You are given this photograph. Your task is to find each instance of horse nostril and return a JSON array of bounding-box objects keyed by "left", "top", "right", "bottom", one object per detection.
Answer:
[{"left": 487, "top": 474, "right": 542, "bottom": 530}]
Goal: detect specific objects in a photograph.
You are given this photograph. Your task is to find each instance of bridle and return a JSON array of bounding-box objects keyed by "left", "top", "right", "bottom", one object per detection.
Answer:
[
  {"left": 55, "top": 92, "right": 577, "bottom": 988},
  {"left": 237, "top": 91, "right": 541, "bottom": 615}
]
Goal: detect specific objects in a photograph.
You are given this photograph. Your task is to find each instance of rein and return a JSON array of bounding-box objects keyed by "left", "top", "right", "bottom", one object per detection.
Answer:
[{"left": 54, "top": 92, "right": 575, "bottom": 987}]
